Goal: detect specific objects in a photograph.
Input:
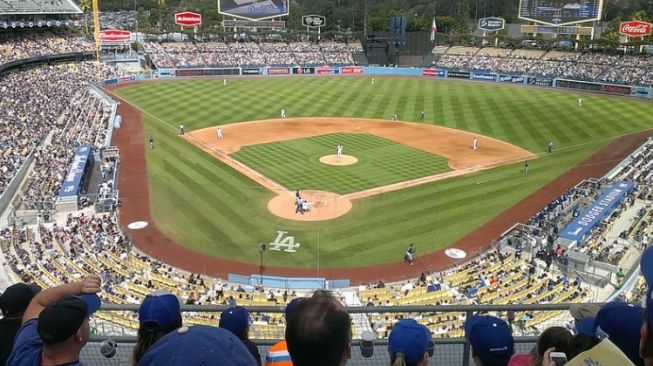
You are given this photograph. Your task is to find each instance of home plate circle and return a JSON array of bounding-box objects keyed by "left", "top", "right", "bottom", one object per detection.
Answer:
[
  {"left": 127, "top": 221, "right": 149, "bottom": 230},
  {"left": 445, "top": 248, "right": 467, "bottom": 259}
]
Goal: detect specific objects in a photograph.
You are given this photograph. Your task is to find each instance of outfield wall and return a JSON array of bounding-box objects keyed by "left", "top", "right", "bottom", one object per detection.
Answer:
[{"left": 105, "top": 65, "right": 653, "bottom": 100}]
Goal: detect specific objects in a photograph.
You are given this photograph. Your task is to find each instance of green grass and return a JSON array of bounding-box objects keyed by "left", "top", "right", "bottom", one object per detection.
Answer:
[
  {"left": 115, "top": 77, "right": 653, "bottom": 268},
  {"left": 231, "top": 133, "right": 451, "bottom": 194}
]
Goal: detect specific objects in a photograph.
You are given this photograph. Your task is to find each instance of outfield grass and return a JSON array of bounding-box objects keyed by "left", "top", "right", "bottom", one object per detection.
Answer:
[
  {"left": 232, "top": 133, "right": 451, "bottom": 194},
  {"left": 115, "top": 77, "right": 653, "bottom": 268}
]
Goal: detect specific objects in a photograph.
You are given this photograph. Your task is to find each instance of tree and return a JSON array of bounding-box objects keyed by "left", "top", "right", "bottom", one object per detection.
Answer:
[
  {"left": 454, "top": 0, "right": 470, "bottom": 33},
  {"left": 79, "top": 0, "right": 92, "bottom": 34},
  {"left": 137, "top": 7, "right": 151, "bottom": 30}
]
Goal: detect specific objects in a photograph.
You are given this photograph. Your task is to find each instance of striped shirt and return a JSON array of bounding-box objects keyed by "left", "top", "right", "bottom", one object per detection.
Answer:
[{"left": 265, "top": 340, "right": 293, "bottom": 366}]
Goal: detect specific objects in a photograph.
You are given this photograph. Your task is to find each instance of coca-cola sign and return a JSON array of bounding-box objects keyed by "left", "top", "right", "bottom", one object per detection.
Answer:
[
  {"left": 619, "top": 21, "right": 652, "bottom": 37},
  {"left": 175, "top": 11, "right": 202, "bottom": 27},
  {"left": 100, "top": 29, "right": 131, "bottom": 42}
]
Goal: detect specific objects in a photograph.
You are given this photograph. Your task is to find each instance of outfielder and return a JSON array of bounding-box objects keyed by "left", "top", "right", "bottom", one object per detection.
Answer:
[
  {"left": 577, "top": 98, "right": 583, "bottom": 107},
  {"left": 223, "top": 78, "right": 227, "bottom": 87},
  {"left": 391, "top": 113, "right": 398, "bottom": 121},
  {"left": 371, "top": 78, "right": 375, "bottom": 86},
  {"left": 281, "top": 108, "right": 287, "bottom": 119},
  {"left": 217, "top": 127, "right": 223, "bottom": 140},
  {"left": 472, "top": 137, "right": 478, "bottom": 151},
  {"left": 179, "top": 122, "right": 185, "bottom": 135}
]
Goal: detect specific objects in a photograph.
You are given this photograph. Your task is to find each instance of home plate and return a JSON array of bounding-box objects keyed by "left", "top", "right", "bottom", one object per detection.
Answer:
[
  {"left": 128, "top": 221, "right": 149, "bottom": 230},
  {"left": 445, "top": 248, "right": 467, "bottom": 259}
]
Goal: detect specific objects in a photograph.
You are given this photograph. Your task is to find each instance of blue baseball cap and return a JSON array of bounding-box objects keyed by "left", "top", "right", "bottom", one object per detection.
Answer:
[
  {"left": 388, "top": 319, "right": 432, "bottom": 364},
  {"left": 138, "top": 325, "right": 257, "bottom": 366},
  {"left": 574, "top": 317, "right": 595, "bottom": 337},
  {"left": 219, "top": 306, "right": 251, "bottom": 339},
  {"left": 593, "top": 302, "right": 643, "bottom": 366},
  {"left": 139, "top": 291, "right": 181, "bottom": 330},
  {"left": 465, "top": 315, "right": 514, "bottom": 365}
]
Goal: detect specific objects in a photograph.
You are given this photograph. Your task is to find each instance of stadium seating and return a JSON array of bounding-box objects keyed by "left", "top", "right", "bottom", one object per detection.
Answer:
[{"left": 0, "top": 0, "right": 81, "bottom": 14}]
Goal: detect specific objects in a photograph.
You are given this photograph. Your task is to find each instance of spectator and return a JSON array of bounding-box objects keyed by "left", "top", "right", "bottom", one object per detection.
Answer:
[
  {"left": 265, "top": 298, "right": 304, "bottom": 366},
  {"left": 388, "top": 318, "right": 432, "bottom": 366},
  {"left": 138, "top": 325, "right": 257, "bottom": 366},
  {"left": 285, "top": 290, "right": 352, "bottom": 366},
  {"left": 507, "top": 326, "right": 576, "bottom": 366},
  {"left": 640, "top": 246, "right": 653, "bottom": 365},
  {"left": 219, "top": 306, "right": 262, "bottom": 365},
  {"left": 0, "top": 283, "right": 41, "bottom": 365},
  {"left": 6, "top": 276, "right": 102, "bottom": 366},
  {"left": 465, "top": 315, "right": 514, "bottom": 366},
  {"left": 132, "top": 290, "right": 183, "bottom": 364}
]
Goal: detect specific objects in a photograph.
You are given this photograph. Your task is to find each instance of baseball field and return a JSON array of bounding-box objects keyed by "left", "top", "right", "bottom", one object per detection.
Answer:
[{"left": 113, "top": 76, "right": 653, "bottom": 271}]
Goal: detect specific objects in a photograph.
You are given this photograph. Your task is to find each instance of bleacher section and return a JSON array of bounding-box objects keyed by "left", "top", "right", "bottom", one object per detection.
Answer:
[{"left": 0, "top": 0, "right": 82, "bottom": 14}]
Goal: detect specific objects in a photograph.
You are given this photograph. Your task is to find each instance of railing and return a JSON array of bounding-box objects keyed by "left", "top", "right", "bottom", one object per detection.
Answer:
[{"left": 82, "top": 303, "right": 593, "bottom": 366}]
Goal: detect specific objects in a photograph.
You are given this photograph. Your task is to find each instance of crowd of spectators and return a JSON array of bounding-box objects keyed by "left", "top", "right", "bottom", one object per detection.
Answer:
[
  {"left": 0, "top": 0, "right": 81, "bottom": 14},
  {"left": 434, "top": 46, "right": 653, "bottom": 86},
  {"left": 0, "top": 30, "right": 92, "bottom": 65},
  {"left": 142, "top": 40, "right": 360, "bottom": 68}
]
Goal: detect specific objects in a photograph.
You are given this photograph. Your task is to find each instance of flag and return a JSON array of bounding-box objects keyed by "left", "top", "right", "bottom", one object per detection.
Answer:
[{"left": 430, "top": 18, "right": 438, "bottom": 41}]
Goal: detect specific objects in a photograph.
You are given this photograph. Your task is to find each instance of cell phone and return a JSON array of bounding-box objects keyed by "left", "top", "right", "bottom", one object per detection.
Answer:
[{"left": 550, "top": 351, "right": 567, "bottom": 366}]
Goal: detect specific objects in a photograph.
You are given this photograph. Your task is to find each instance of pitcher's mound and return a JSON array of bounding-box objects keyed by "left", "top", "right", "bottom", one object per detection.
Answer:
[
  {"left": 319, "top": 154, "right": 358, "bottom": 166},
  {"left": 268, "top": 190, "right": 352, "bottom": 221}
]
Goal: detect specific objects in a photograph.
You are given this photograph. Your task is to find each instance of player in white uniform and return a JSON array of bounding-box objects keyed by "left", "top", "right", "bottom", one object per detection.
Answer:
[
  {"left": 281, "top": 108, "right": 287, "bottom": 119},
  {"left": 223, "top": 78, "right": 227, "bottom": 87},
  {"left": 336, "top": 144, "right": 343, "bottom": 160},
  {"left": 371, "top": 78, "right": 375, "bottom": 86},
  {"left": 578, "top": 98, "right": 583, "bottom": 107},
  {"left": 217, "top": 127, "right": 223, "bottom": 140},
  {"left": 472, "top": 137, "right": 478, "bottom": 151},
  {"left": 179, "top": 122, "right": 184, "bottom": 135}
]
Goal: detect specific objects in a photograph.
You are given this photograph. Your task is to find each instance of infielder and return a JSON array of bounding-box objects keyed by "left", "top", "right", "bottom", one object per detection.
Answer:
[
  {"left": 179, "top": 122, "right": 185, "bottom": 135},
  {"left": 217, "top": 127, "right": 223, "bottom": 140},
  {"left": 148, "top": 136, "right": 154, "bottom": 149},
  {"left": 472, "top": 137, "right": 478, "bottom": 151},
  {"left": 371, "top": 78, "right": 375, "bottom": 86},
  {"left": 391, "top": 113, "right": 398, "bottom": 121},
  {"left": 420, "top": 110, "right": 425, "bottom": 121},
  {"left": 281, "top": 108, "right": 287, "bottom": 119}
]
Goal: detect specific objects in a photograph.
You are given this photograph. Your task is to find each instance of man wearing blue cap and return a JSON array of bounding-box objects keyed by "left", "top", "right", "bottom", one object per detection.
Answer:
[
  {"left": 465, "top": 315, "right": 514, "bottom": 366},
  {"left": 219, "top": 305, "right": 261, "bottom": 365},
  {"left": 388, "top": 318, "right": 432, "bottom": 366},
  {"left": 7, "top": 275, "right": 102, "bottom": 366}
]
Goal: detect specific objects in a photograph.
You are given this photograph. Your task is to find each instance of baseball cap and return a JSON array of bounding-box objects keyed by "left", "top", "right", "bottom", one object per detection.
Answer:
[
  {"left": 37, "top": 294, "right": 101, "bottom": 344},
  {"left": 138, "top": 325, "right": 257, "bottom": 366},
  {"left": 219, "top": 306, "right": 251, "bottom": 339},
  {"left": 569, "top": 303, "right": 601, "bottom": 321},
  {"left": 465, "top": 315, "right": 514, "bottom": 365},
  {"left": 0, "top": 283, "right": 41, "bottom": 316},
  {"left": 592, "top": 302, "right": 643, "bottom": 365},
  {"left": 575, "top": 317, "right": 595, "bottom": 337},
  {"left": 138, "top": 291, "right": 181, "bottom": 331},
  {"left": 388, "top": 319, "right": 432, "bottom": 364}
]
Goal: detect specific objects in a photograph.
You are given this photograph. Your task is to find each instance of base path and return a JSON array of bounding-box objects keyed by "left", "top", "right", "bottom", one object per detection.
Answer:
[{"left": 110, "top": 92, "right": 652, "bottom": 283}]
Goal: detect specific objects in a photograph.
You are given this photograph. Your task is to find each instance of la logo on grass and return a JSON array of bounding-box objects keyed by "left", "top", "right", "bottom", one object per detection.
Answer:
[{"left": 269, "top": 231, "right": 301, "bottom": 252}]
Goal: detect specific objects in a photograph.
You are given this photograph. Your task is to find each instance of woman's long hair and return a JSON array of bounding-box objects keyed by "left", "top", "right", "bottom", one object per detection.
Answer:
[{"left": 131, "top": 314, "right": 183, "bottom": 365}]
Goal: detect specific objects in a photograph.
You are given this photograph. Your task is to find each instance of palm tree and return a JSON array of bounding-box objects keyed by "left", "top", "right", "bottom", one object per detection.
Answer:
[
  {"left": 79, "top": 0, "right": 92, "bottom": 34},
  {"left": 155, "top": 0, "right": 165, "bottom": 31}
]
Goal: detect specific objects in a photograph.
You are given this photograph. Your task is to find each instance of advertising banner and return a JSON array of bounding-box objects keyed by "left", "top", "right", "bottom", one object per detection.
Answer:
[
  {"left": 559, "top": 181, "right": 634, "bottom": 243},
  {"left": 175, "top": 12, "right": 202, "bottom": 27},
  {"left": 157, "top": 68, "right": 175, "bottom": 77},
  {"left": 242, "top": 68, "right": 261, "bottom": 75},
  {"left": 478, "top": 17, "right": 505, "bottom": 31},
  {"left": 422, "top": 68, "right": 437, "bottom": 77},
  {"left": 447, "top": 70, "right": 471, "bottom": 79},
  {"left": 499, "top": 75, "right": 525, "bottom": 83},
  {"left": 471, "top": 72, "right": 497, "bottom": 82},
  {"left": 292, "top": 66, "right": 315, "bottom": 75},
  {"left": 518, "top": 0, "right": 603, "bottom": 26},
  {"left": 527, "top": 77, "right": 553, "bottom": 87},
  {"left": 600, "top": 84, "right": 631, "bottom": 95},
  {"left": 631, "top": 86, "right": 652, "bottom": 98},
  {"left": 316, "top": 67, "right": 336, "bottom": 75},
  {"left": 100, "top": 29, "right": 131, "bottom": 43},
  {"left": 175, "top": 68, "right": 239, "bottom": 77},
  {"left": 58, "top": 145, "right": 92, "bottom": 198},
  {"left": 341, "top": 66, "right": 364, "bottom": 74},
  {"left": 267, "top": 67, "right": 290, "bottom": 75},
  {"left": 619, "top": 21, "right": 652, "bottom": 37},
  {"left": 302, "top": 14, "right": 326, "bottom": 28},
  {"left": 556, "top": 79, "right": 602, "bottom": 92}
]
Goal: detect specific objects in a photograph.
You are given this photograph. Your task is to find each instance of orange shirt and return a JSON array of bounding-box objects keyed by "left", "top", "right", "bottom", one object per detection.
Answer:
[{"left": 265, "top": 340, "right": 293, "bottom": 366}]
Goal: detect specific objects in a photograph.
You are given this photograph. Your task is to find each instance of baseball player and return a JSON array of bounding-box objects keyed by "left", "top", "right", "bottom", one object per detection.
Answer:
[
  {"left": 524, "top": 160, "right": 529, "bottom": 174},
  {"left": 336, "top": 144, "right": 343, "bottom": 160},
  {"left": 577, "top": 98, "right": 583, "bottom": 107},
  {"left": 404, "top": 244, "right": 416, "bottom": 265},
  {"left": 371, "top": 78, "right": 375, "bottom": 86},
  {"left": 420, "top": 109, "right": 425, "bottom": 121},
  {"left": 223, "top": 78, "right": 227, "bottom": 87},
  {"left": 148, "top": 136, "right": 154, "bottom": 149},
  {"left": 472, "top": 137, "right": 478, "bottom": 151},
  {"left": 179, "top": 122, "right": 184, "bottom": 135},
  {"left": 547, "top": 140, "right": 554, "bottom": 153},
  {"left": 281, "top": 108, "right": 287, "bottom": 119},
  {"left": 217, "top": 127, "right": 223, "bottom": 140},
  {"left": 391, "top": 113, "right": 398, "bottom": 121}
]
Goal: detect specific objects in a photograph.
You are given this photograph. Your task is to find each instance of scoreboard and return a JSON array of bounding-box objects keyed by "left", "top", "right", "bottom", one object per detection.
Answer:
[{"left": 519, "top": 0, "right": 603, "bottom": 26}]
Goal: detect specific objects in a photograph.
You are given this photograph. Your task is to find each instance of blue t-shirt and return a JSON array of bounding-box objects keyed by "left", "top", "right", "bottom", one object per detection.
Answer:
[{"left": 6, "top": 319, "right": 84, "bottom": 366}]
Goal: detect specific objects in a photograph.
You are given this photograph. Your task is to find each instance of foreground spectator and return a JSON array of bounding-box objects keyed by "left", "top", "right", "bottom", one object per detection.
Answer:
[
  {"left": 465, "top": 315, "right": 514, "bottom": 366},
  {"left": 285, "top": 290, "right": 351, "bottom": 366},
  {"left": 508, "top": 326, "right": 576, "bottom": 366},
  {"left": 0, "top": 283, "right": 41, "bottom": 365},
  {"left": 138, "top": 325, "right": 256, "bottom": 365},
  {"left": 132, "top": 290, "right": 183, "bottom": 364},
  {"left": 640, "top": 246, "right": 653, "bottom": 365},
  {"left": 219, "top": 305, "right": 262, "bottom": 365},
  {"left": 388, "top": 318, "right": 432, "bottom": 366},
  {"left": 265, "top": 298, "right": 304, "bottom": 366},
  {"left": 7, "top": 276, "right": 102, "bottom": 366}
]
